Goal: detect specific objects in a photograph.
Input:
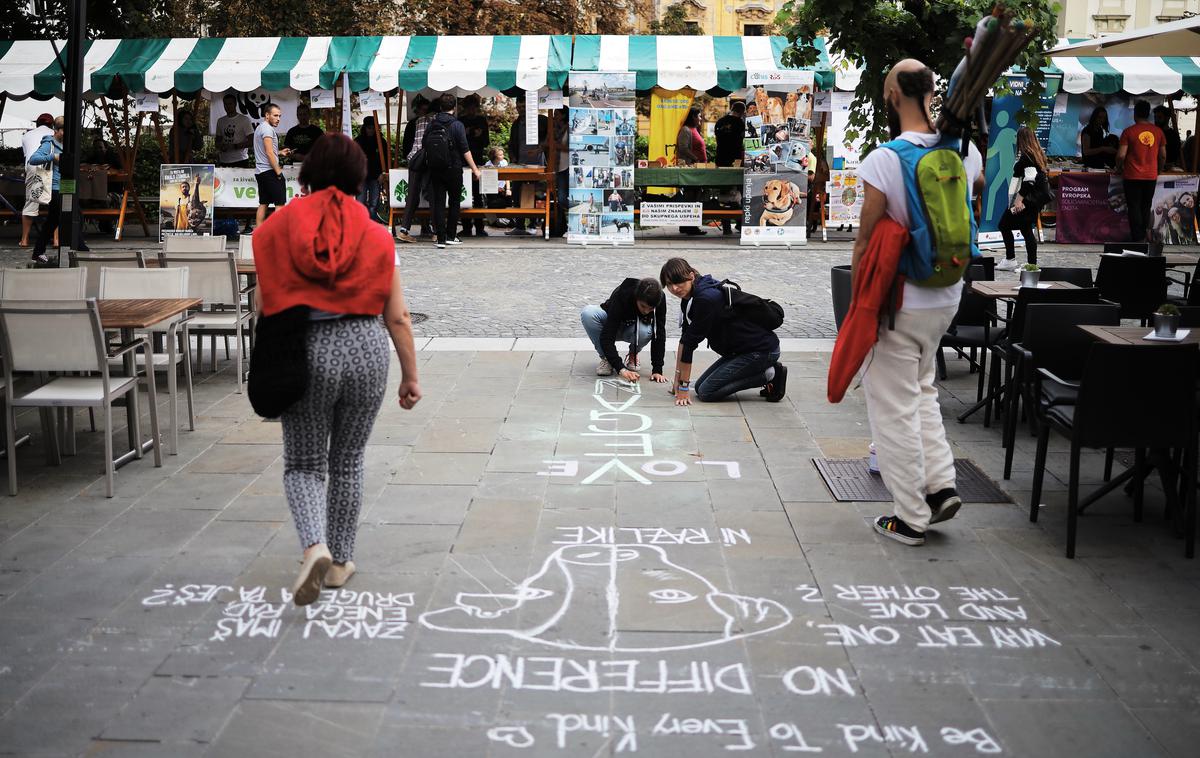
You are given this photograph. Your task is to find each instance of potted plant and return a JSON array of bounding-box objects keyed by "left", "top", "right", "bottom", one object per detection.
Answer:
[
  {"left": 1019, "top": 263, "right": 1041, "bottom": 288},
  {"left": 1154, "top": 303, "right": 1181, "bottom": 338}
]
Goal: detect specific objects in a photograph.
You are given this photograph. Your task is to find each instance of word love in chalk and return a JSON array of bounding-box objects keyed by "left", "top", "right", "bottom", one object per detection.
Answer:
[
  {"left": 139, "top": 585, "right": 414, "bottom": 643},
  {"left": 549, "top": 378, "right": 743, "bottom": 485},
  {"left": 485, "top": 713, "right": 1004, "bottom": 754}
]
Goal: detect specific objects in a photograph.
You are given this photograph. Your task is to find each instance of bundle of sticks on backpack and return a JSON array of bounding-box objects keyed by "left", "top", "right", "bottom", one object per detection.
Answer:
[{"left": 937, "top": 4, "right": 1038, "bottom": 139}]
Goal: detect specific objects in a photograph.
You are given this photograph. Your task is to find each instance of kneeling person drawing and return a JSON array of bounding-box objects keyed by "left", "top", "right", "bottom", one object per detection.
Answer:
[
  {"left": 580, "top": 277, "right": 668, "bottom": 383},
  {"left": 660, "top": 257, "right": 786, "bottom": 406}
]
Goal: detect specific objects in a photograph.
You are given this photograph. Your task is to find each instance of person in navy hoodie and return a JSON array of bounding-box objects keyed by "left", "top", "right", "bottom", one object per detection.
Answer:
[{"left": 660, "top": 257, "right": 786, "bottom": 406}]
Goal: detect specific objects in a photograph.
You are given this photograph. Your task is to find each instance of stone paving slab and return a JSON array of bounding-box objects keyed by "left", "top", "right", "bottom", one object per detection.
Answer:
[{"left": 0, "top": 341, "right": 1198, "bottom": 756}]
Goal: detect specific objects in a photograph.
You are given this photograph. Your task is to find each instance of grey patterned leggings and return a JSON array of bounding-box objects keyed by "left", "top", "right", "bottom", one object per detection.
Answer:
[{"left": 281, "top": 316, "right": 389, "bottom": 562}]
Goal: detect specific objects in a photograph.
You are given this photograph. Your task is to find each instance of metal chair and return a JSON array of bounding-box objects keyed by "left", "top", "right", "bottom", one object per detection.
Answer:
[
  {"left": 163, "top": 235, "right": 227, "bottom": 254},
  {"left": 99, "top": 267, "right": 195, "bottom": 455},
  {"left": 69, "top": 250, "right": 146, "bottom": 298},
  {"left": 1028, "top": 343, "right": 1198, "bottom": 558},
  {"left": 157, "top": 250, "right": 252, "bottom": 393},
  {"left": 0, "top": 299, "right": 161, "bottom": 497},
  {"left": 0, "top": 267, "right": 86, "bottom": 300},
  {"left": 237, "top": 234, "right": 254, "bottom": 260}
]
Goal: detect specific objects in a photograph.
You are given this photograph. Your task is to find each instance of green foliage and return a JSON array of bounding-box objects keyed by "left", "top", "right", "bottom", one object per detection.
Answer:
[
  {"left": 1157, "top": 303, "right": 1181, "bottom": 316},
  {"left": 778, "top": 0, "right": 1060, "bottom": 154},
  {"left": 650, "top": 3, "right": 702, "bottom": 35},
  {"left": 1022, "top": 262, "right": 1040, "bottom": 271},
  {"left": 635, "top": 135, "right": 649, "bottom": 160}
]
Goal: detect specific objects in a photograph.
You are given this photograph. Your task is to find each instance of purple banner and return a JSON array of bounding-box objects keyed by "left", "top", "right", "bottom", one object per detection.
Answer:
[{"left": 1055, "top": 172, "right": 1130, "bottom": 245}]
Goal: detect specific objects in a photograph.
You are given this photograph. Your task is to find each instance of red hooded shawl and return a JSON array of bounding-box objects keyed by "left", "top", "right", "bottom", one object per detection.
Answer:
[
  {"left": 253, "top": 188, "right": 395, "bottom": 317},
  {"left": 827, "top": 217, "right": 910, "bottom": 403}
]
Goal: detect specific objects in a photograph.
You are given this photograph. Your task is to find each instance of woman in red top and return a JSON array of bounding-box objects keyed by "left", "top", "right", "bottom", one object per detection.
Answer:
[{"left": 254, "top": 134, "right": 422, "bottom": 605}]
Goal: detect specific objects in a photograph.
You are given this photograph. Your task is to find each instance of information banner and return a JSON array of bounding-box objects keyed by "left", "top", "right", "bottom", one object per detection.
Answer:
[
  {"left": 1055, "top": 172, "right": 1131, "bottom": 244},
  {"left": 1151, "top": 175, "right": 1198, "bottom": 245},
  {"left": 480, "top": 169, "right": 500, "bottom": 195},
  {"left": 159, "top": 165, "right": 214, "bottom": 242},
  {"left": 388, "top": 168, "right": 472, "bottom": 209},
  {"left": 826, "top": 170, "right": 861, "bottom": 225},
  {"left": 640, "top": 202, "right": 702, "bottom": 227},
  {"left": 567, "top": 72, "right": 636, "bottom": 245},
  {"left": 309, "top": 88, "right": 335, "bottom": 109},
  {"left": 741, "top": 70, "right": 813, "bottom": 246},
  {"left": 214, "top": 166, "right": 301, "bottom": 209}
]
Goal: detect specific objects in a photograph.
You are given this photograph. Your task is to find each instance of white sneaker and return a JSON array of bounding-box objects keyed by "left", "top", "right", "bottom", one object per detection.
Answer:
[
  {"left": 445, "top": 237, "right": 463, "bottom": 246},
  {"left": 435, "top": 241, "right": 446, "bottom": 249},
  {"left": 996, "top": 258, "right": 1019, "bottom": 271},
  {"left": 595, "top": 359, "right": 614, "bottom": 376}
]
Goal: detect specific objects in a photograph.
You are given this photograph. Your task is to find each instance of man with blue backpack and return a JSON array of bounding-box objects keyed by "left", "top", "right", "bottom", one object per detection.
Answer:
[{"left": 852, "top": 59, "right": 983, "bottom": 547}]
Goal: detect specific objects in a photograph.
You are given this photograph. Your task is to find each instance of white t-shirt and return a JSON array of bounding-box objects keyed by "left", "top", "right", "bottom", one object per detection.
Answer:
[
  {"left": 216, "top": 113, "right": 255, "bottom": 164},
  {"left": 22, "top": 125, "right": 53, "bottom": 164},
  {"left": 857, "top": 131, "right": 982, "bottom": 310}
]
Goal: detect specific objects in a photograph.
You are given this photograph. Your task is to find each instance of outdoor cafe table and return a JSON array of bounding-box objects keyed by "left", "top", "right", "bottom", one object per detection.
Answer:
[
  {"left": 968, "top": 280, "right": 1081, "bottom": 299},
  {"left": 1079, "top": 325, "right": 1200, "bottom": 347},
  {"left": 99, "top": 297, "right": 202, "bottom": 467},
  {"left": 1165, "top": 253, "right": 1198, "bottom": 269}
]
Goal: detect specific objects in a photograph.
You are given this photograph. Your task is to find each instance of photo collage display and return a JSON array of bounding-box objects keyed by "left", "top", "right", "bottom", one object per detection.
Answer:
[
  {"left": 741, "top": 71, "right": 815, "bottom": 245},
  {"left": 567, "top": 72, "right": 636, "bottom": 243}
]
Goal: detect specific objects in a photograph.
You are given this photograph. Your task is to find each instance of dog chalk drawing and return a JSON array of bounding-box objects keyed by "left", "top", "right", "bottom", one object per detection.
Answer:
[{"left": 419, "top": 544, "right": 792, "bottom": 652}]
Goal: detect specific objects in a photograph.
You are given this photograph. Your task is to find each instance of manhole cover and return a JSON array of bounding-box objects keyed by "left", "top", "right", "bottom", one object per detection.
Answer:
[
  {"left": 812, "top": 458, "right": 1012, "bottom": 503},
  {"left": 410, "top": 313, "right": 428, "bottom": 324}
]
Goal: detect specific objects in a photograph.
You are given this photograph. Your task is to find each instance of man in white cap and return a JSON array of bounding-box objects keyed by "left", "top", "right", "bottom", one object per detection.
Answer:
[{"left": 20, "top": 113, "right": 55, "bottom": 247}]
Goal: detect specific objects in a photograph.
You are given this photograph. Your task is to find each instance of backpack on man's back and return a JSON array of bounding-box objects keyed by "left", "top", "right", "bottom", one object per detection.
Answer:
[
  {"left": 882, "top": 135, "right": 978, "bottom": 288},
  {"left": 422, "top": 117, "right": 454, "bottom": 173}
]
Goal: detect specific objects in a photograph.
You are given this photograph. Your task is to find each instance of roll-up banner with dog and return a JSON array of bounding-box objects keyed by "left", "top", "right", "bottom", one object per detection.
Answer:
[
  {"left": 741, "top": 70, "right": 814, "bottom": 246},
  {"left": 159, "top": 164, "right": 214, "bottom": 242},
  {"left": 567, "top": 72, "right": 637, "bottom": 245}
]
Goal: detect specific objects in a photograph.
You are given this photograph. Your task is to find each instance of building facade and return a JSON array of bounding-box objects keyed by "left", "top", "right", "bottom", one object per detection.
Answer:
[
  {"left": 643, "top": 0, "right": 784, "bottom": 36},
  {"left": 1057, "top": 0, "right": 1198, "bottom": 36}
]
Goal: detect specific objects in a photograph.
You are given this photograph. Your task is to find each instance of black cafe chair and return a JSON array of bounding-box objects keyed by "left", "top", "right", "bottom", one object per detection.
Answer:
[
  {"left": 1167, "top": 259, "right": 1200, "bottom": 308},
  {"left": 972, "top": 286, "right": 1101, "bottom": 427},
  {"left": 935, "top": 258, "right": 996, "bottom": 385},
  {"left": 1037, "top": 267, "right": 1094, "bottom": 288},
  {"left": 1029, "top": 343, "right": 1198, "bottom": 559},
  {"left": 1095, "top": 255, "right": 1167, "bottom": 324},
  {"left": 1002, "top": 303, "right": 1120, "bottom": 479},
  {"left": 1179, "top": 306, "right": 1200, "bottom": 329},
  {"left": 831, "top": 265, "right": 851, "bottom": 332}
]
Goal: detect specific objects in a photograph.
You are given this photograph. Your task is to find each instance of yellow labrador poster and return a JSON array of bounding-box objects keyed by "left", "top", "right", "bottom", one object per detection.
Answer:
[
  {"left": 159, "top": 164, "right": 214, "bottom": 242},
  {"left": 741, "top": 70, "right": 813, "bottom": 246}
]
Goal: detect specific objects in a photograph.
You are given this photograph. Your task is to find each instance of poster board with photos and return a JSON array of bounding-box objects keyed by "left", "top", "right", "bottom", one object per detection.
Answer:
[
  {"left": 827, "top": 169, "right": 861, "bottom": 225},
  {"left": 567, "top": 72, "right": 636, "bottom": 244},
  {"left": 1150, "top": 175, "right": 1198, "bottom": 246},
  {"left": 159, "top": 164, "right": 214, "bottom": 242},
  {"left": 741, "top": 70, "right": 813, "bottom": 246}
]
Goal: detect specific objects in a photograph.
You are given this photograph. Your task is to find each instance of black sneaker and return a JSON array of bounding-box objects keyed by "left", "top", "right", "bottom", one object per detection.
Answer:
[
  {"left": 927, "top": 488, "right": 962, "bottom": 525},
  {"left": 873, "top": 515, "right": 925, "bottom": 546},
  {"left": 762, "top": 362, "right": 787, "bottom": 402}
]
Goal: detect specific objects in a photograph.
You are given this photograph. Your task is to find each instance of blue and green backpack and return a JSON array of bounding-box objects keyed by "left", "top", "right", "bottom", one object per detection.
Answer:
[{"left": 880, "top": 135, "right": 979, "bottom": 287}]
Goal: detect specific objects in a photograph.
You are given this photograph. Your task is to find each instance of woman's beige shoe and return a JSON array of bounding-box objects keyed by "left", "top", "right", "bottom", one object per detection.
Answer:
[
  {"left": 324, "top": 561, "right": 356, "bottom": 589},
  {"left": 291, "top": 544, "right": 333, "bottom": 606}
]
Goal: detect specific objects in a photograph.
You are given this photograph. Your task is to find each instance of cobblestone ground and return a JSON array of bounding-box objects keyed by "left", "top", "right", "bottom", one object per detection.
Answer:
[{"left": 5, "top": 229, "right": 1193, "bottom": 341}]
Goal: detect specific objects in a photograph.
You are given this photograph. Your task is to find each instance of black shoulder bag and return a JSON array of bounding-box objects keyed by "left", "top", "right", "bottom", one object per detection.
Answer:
[{"left": 248, "top": 305, "right": 310, "bottom": 419}]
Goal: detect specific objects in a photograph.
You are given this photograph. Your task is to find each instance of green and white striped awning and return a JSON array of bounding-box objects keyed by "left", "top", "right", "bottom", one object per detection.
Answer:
[
  {"left": 1048, "top": 34, "right": 1200, "bottom": 95},
  {"left": 0, "top": 37, "right": 355, "bottom": 98},
  {"left": 570, "top": 35, "right": 834, "bottom": 94},
  {"left": 344, "top": 35, "right": 571, "bottom": 94}
]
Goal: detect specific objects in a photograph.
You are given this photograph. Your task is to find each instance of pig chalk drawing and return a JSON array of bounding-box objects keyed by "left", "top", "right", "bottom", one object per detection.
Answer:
[{"left": 419, "top": 545, "right": 792, "bottom": 652}]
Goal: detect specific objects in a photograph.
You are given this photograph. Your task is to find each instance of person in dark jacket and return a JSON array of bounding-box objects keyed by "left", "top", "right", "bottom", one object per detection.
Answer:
[
  {"left": 353, "top": 116, "right": 389, "bottom": 222},
  {"left": 581, "top": 277, "right": 668, "bottom": 382},
  {"left": 996, "top": 126, "right": 1049, "bottom": 269},
  {"left": 660, "top": 257, "right": 786, "bottom": 405},
  {"left": 426, "top": 94, "right": 483, "bottom": 248}
]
